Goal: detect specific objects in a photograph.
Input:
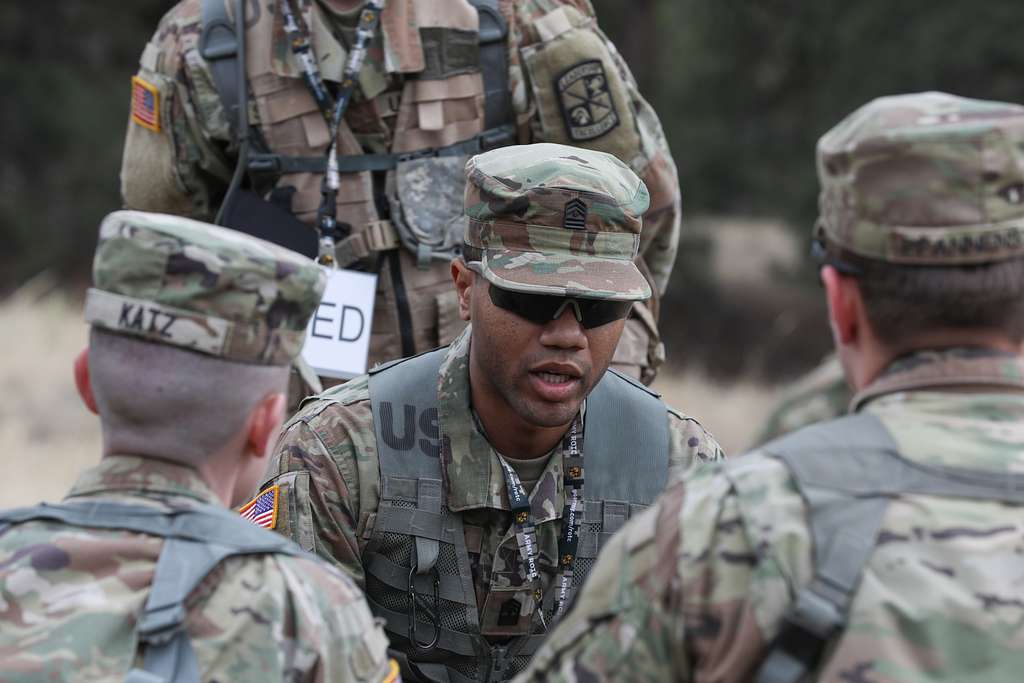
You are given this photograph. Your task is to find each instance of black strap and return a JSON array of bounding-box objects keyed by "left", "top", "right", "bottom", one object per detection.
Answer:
[
  {"left": 755, "top": 412, "right": 1024, "bottom": 683},
  {"left": 468, "top": 0, "right": 512, "bottom": 131},
  {"left": 246, "top": 126, "right": 515, "bottom": 177},
  {"left": 199, "top": 0, "right": 243, "bottom": 136}
]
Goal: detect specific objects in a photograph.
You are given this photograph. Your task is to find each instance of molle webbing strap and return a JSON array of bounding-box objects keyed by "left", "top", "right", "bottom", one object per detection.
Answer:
[
  {"left": 0, "top": 500, "right": 303, "bottom": 683},
  {"left": 199, "top": 0, "right": 243, "bottom": 137},
  {"left": 468, "top": 0, "right": 512, "bottom": 131},
  {"left": 755, "top": 412, "right": 1024, "bottom": 683},
  {"left": 584, "top": 369, "right": 669, "bottom": 505}
]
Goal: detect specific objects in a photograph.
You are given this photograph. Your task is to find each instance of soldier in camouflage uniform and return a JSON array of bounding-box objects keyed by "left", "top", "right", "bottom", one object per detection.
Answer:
[
  {"left": 256, "top": 144, "right": 722, "bottom": 682},
  {"left": 754, "top": 352, "right": 849, "bottom": 444},
  {"left": 517, "top": 93, "right": 1024, "bottom": 682},
  {"left": 0, "top": 211, "right": 397, "bottom": 682},
  {"left": 120, "top": 0, "right": 681, "bottom": 384}
]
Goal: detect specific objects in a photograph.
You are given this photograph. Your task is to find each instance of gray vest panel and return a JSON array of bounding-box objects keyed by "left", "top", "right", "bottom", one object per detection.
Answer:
[
  {"left": 363, "top": 348, "right": 670, "bottom": 682},
  {"left": 753, "top": 412, "right": 1024, "bottom": 683},
  {"left": 0, "top": 500, "right": 303, "bottom": 683}
]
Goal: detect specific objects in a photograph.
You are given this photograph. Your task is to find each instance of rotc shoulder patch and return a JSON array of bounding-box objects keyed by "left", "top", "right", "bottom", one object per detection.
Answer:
[
  {"left": 131, "top": 75, "right": 161, "bottom": 133},
  {"left": 555, "top": 60, "right": 620, "bottom": 142},
  {"left": 239, "top": 485, "right": 279, "bottom": 529}
]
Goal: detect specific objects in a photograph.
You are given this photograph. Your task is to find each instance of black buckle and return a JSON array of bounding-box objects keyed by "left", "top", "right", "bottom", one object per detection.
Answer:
[
  {"left": 199, "top": 18, "right": 238, "bottom": 61},
  {"left": 408, "top": 565, "right": 441, "bottom": 651},
  {"left": 247, "top": 154, "right": 282, "bottom": 174}
]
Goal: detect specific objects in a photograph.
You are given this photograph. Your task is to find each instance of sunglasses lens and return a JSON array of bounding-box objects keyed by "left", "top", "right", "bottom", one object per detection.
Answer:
[{"left": 488, "top": 286, "right": 631, "bottom": 328}]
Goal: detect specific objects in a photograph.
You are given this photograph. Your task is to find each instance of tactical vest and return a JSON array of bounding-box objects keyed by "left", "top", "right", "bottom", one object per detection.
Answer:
[
  {"left": 0, "top": 500, "right": 305, "bottom": 683},
  {"left": 199, "top": 0, "right": 514, "bottom": 267},
  {"left": 741, "top": 413, "right": 1024, "bottom": 683},
  {"left": 337, "top": 347, "right": 670, "bottom": 682}
]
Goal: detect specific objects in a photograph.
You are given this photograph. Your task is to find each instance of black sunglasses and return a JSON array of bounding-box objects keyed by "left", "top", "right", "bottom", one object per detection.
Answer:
[{"left": 488, "top": 285, "right": 633, "bottom": 329}]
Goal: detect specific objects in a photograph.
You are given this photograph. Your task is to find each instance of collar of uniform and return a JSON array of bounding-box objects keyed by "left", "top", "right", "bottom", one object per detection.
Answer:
[
  {"left": 65, "top": 454, "right": 220, "bottom": 505},
  {"left": 437, "top": 326, "right": 565, "bottom": 519},
  {"left": 851, "top": 347, "right": 1024, "bottom": 412}
]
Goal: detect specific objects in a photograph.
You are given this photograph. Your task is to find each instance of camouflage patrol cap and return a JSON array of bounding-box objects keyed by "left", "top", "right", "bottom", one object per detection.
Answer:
[
  {"left": 463, "top": 142, "right": 651, "bottom": 301},
  {"left": 84, "top": 210, "right": 326, "bottom": 365},
  {"left": 817, "top": 91, "right": 1024, "bottom": 265}
]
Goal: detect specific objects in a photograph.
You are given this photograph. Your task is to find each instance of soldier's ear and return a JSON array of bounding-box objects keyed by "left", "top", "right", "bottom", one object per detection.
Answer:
[
  {"left": 821, "top": 265, "right": 860, "bottom": 346},
  {"left": 246, "top": 392, "right": 287, "bottom": 460},
  {"left": 73, "top": 347, "right": 99, "bottom": 415},
  {"left": 452, "top": 258, "right": 475, "bottom": 321}
]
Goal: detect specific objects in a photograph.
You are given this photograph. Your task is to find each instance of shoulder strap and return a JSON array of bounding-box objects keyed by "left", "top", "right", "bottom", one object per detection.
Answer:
[
  {"left": 199, "top": 0, "right": 244, "bottom": 138},
  {"left": 468, "top": 0, "right": 512, "bottom": 132},
  {"left": 755, "top": 412, "right": 1024, "bottom": 683},
  {"left": 0, "top": 500, "right": 302, "bottom": 683},
  {"left": 368, "top": 348, "right": 448, "bottom": 576},
  {"left": 584, "top": 368, "right": 670, "bottom": 505}
]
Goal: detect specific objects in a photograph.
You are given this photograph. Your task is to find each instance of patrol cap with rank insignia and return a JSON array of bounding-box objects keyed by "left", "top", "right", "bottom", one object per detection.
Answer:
[
  {"left": 463, "top": 142, "right": 651, "bottom": 301},
  {"left": 817, "top": 91, "right": 1024, "bottom": 266},
  {"left": 84, "top": 210, "right": 326, "bottom": 366}
]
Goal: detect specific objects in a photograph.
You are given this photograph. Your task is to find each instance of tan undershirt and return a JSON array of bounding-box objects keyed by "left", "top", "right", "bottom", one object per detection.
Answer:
[{"left": 506, "top": 451, "right": 554, "bottom": 495}]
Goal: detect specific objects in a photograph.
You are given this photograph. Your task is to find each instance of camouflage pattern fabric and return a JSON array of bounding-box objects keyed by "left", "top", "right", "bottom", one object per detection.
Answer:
[
  {"left": 0, "top": 455, "right": 396, "bottom": 682},
  {"left": 85, "top": 210, "right": 326, "bottom": 366},
  {"left": 516, "top": 349, "right": 1024, "bottom": 682},
  {"left": 262, "top": 324, "right": 722, "bottom": 592},
  {"left": 464, "top": 143, "right": 651, "bottom": 301},
  {"left": 817, "top": 92, "right": 1024, "bottom": 265},
  {"left": 120, "top": 0, "right": 680, "bottom": 380},
  {"left": 754, "top": 353, "right": 850, "bottom": 444}
]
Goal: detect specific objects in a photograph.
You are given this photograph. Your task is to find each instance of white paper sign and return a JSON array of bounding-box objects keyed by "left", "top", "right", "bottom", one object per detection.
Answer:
[{"left": 301, "top": 268, "right": 378, "bottom": 379}]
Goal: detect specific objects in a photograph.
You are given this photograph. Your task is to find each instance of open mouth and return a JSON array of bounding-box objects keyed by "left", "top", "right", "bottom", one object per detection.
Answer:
[{"left": 533, "top": 370, "right": 575, "bottom": 385}]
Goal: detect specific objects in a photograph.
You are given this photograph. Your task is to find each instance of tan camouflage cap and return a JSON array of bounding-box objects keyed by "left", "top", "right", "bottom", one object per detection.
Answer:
[
  {"left": 84, "top": 210, "right": 326, "bottom": 365},
  {"left": 817, "top": 91, "right": 1024, "bottom": 265},
  {"left": 463, "top": 142, "right": 651, "bottom": 301}
]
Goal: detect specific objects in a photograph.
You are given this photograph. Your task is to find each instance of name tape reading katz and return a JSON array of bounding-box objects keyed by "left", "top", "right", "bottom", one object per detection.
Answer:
[{"left": 301, "top": 267, "right": 378, "bottom": 379}]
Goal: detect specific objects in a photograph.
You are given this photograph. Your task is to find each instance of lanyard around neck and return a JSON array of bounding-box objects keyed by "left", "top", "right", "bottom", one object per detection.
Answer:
[
  {"left": 496, "top": 413, "right": 585, "bottom": 622},
  {"left": 278, "top": 0, "right": 386, "bottom": 265}
]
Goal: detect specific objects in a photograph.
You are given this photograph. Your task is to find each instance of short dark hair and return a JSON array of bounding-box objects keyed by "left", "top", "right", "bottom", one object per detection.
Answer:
[
  {"left": 461, "top": 243, "right": 482, "bottom": 264},
  {"left": 821, "top": 242, "right": 1024, "bottom": 346}
]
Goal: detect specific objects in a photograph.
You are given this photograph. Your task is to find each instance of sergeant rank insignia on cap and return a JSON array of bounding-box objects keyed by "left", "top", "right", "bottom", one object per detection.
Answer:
[
  {"left": 556, "top": 60, "right": 619, "bottom": 141},
  {"left": 239, "top": 486, "right": 279, "bottom": 529},
  {"left": 130, "top": 75, "right": 160, "bottom": 132}
]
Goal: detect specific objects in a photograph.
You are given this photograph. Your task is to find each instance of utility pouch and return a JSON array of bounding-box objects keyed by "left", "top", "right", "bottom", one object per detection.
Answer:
[
  {"left": 218, "top": 188, "right": 319, "bottom": 258},
  {"left": 387, "top": 155, "right": 469, "bottom": 267},
  {"left": 519, "top": 6, "right": 641, "bottom": 160}
]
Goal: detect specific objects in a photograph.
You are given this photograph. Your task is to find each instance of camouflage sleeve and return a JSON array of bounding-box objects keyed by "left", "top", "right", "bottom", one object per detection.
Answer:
[
  {"left": 120, "top": 0, "right": 234, "bottom": 220},
  {"left": 261, "top": 400, "right": 374, "bottom": 587},
  {"left": 277, "top": 556, "right": 398, "bottom": 683},
  {"left": 191, "top": 553, "right": 396, "bottom": 682},
  {"left": 507, "top": 0, "right": 682, "bottom": 296},
  {"left": 516, "top": 465, "right": 766, "bottom": 683},
  {"left": 667, "top": 408, "right": 725, "bottom": 480}
]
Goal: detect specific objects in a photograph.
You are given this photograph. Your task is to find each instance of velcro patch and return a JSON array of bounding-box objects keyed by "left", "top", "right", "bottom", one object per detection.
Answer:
[
  {"left": 239, "top": 486, "right": 279, "bottom": 529},
  {"left": 556, "top": 60, "right": 619, "bottom": 141},
  {"left": 563, "top": 198, "right": 588, "bottom": 229},
  {"left": 131, "top": 75, "right": 161, "bottom": 133}
]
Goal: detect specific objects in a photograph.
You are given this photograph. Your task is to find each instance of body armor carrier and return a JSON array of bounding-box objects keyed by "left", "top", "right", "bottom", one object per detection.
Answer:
[
  {"left": 744, "top": 413, "right": 1024, "bottom": 683},
  {"left": 0, "top": 500, "right": 304, "bottom": 683},
  {"left": 343, "top": 347, "right": 671, "bottom": 682}
]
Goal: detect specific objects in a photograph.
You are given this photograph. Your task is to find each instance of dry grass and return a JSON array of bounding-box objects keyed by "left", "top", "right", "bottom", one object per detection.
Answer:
[
  {"left": 653, "top": 370, "right": 777, "bottom": 455},
  {"left": 1, "top": 282, "right": 99, "bottom": 507}
]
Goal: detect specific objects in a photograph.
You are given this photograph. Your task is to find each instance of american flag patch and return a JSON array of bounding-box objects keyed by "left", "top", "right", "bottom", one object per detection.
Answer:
[
  {"left": 239, "top": 486, "right": 279, "bottom": 529},
  {"left": 130, "top": 75, "right": 161, "bottom": 132}
]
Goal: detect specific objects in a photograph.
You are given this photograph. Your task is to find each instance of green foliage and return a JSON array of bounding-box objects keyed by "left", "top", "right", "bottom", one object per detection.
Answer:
[
  {"left": 0, "top": 1, "right": 167, "bottom": 292},
  {"left": 596, "top": 0, "right": 1024, "bottom": 227}
]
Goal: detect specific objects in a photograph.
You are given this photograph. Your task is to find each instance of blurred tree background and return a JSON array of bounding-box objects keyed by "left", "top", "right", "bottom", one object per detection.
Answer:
[{"left": 2, "top": 0, "right": 1023, "bottom": 380}]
